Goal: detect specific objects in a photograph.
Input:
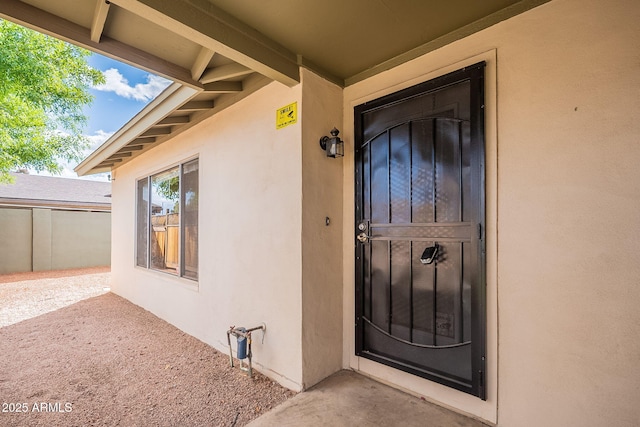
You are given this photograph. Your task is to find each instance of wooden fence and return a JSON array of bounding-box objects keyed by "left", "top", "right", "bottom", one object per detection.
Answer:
[{"left": 151, "top": 213, "right": 197, "bottom": 277}]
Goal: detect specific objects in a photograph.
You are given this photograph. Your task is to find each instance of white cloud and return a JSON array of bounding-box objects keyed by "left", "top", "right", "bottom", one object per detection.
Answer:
[
  {"left": 87, "top": 130, "right": 114, "bottom": 151},
  {"left": 76, "top": 130, "right": 114, "bottom": 181},
  {"left": 28, "top": 130, "right": 115, "bottom": 181},
  {"left": 93, "top": 68, "right": 171, "bottom": 102}
]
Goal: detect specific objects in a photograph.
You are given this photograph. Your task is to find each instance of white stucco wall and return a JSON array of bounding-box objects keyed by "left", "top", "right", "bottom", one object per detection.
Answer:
[
  {"left": 111, "top": 81, "right": 306, "bottom": 390},
  {"left": 343, "top": 0, "right": 640, "bottom": 425},
  {"left": 107, "top": 0, "right": 639, "bottom": 422},
  {"left": 300, "top": 69, "right": 344, "bottom": 388}
]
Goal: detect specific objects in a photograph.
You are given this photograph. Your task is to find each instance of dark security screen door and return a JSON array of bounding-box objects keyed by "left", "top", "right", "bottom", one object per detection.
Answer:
[{"left": 355, "top": 63, "right": 486, "bottom": 399}]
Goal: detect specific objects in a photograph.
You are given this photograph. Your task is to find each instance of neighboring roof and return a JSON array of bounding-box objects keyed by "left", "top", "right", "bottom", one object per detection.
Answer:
[
  {"left": 0, "top": 0, "right": 551, "bottom": 176},
  {"left": 0, "top": 173, "right": 111, "bottom": 211}
]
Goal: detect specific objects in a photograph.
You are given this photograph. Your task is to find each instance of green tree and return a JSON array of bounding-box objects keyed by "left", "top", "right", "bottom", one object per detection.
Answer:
[{"left": 0, "top": 20, "right": 104, "bottom": 182}]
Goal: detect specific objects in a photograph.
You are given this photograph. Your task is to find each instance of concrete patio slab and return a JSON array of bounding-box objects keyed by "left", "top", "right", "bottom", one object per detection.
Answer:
[{"left": 247, "top": 370, "right": 489, "bottom": 427}]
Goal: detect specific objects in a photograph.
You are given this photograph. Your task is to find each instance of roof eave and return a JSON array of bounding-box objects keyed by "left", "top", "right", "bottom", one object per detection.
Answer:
[
  {"left": 0, "top": 198, "right": 111, "bottom": 212},
  {"left": 75, "top": 82, "right": 200, "bottom": 176}
]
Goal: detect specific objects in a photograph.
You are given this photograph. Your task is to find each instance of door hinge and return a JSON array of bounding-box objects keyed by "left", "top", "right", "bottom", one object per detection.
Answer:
[
  {"left": 479, "top": 369, "right": 485, "bottom": 397},
  {"left": 478, "top": 223, "right": 483, "bottom": 240}
]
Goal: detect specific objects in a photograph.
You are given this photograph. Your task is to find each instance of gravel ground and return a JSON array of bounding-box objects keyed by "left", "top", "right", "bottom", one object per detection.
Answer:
[
  {"left": 0, "top": 267, "right": 110, "bottom": 328},
  {"left": 0, "top": 269, "right": 295, "bottom": 426}
]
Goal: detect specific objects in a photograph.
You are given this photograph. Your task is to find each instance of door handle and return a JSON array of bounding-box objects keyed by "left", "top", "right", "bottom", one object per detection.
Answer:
[
  {"left": 356, "top": 220, "right": 370, "bottom": 243},
  {"left": 357, "top": 232, "right": 370, "bottom": 243},
  {"left": 420, "top": 244, "right": 439, "bottom": 265}
]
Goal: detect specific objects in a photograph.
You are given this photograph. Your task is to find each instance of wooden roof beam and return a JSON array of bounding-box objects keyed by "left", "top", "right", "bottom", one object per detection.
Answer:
[
  {"left": 0, "top": 0, "right": 202, "bottom": 89},
  {"left": 76, "top": 83, "right": 200, "bottom": 176},
  {"left": 191, "top": 47, "right": 215, "bottom": 80},
  {"left": 156, "top": 116, "right": 190, "bottom": 126},
  {"left": 132, "top": 137, "right": 157, "bottom": 145},
  {"left": 107, "top": 152, "right": 133, "bottom": 159},
  {"left": 140, "top": 127, "right": 172, "bottom": 138},
  {"left": 200, "top": 63, "right": 253, "bottom": 84},
  {"left": 202, "top": 81, "right": 242, "bottom": 93},
  {"left": 97, "top": 158, "right": 123, "bottom": 167},
  {"left": 90, "top": 0, "right": 111, "bottom": 43},
  {"left": 178, "top": 101, "right": 214, "bottom": 112},
  {"left": 120, "top": 145, "right": 145, "bottom": 152},
  {"left": 116, "top": 0, "right": 299, "bottom": 86}
]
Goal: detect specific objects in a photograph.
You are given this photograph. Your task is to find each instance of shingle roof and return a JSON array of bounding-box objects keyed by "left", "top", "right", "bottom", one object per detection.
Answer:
[{"left": 0, "top": 173, "right": 111, "bottom": 211}]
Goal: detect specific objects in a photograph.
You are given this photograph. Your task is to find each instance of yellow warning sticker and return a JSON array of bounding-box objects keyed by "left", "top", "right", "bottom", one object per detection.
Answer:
[{"left": 276, "top": 102, "right": 297, "bottom": 129}]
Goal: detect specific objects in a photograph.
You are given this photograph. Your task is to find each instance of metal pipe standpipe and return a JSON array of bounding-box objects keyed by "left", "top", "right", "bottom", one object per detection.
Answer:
[
  {"left": 236, "top": 327, "right": 248, "bottom": 359},
  {"left": 226, "top": 324, "right": 266, "bottom": 378}
]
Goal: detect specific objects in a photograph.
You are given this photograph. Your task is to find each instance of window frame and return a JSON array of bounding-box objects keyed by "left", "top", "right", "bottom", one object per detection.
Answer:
[{"left": 135, "top": 157, "right": 199, "bottom": 281}]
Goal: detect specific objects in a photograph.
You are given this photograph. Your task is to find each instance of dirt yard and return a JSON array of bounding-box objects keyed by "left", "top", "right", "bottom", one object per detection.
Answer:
[{"left": 0, "top": 269, "right": 295, "bottom": 426}]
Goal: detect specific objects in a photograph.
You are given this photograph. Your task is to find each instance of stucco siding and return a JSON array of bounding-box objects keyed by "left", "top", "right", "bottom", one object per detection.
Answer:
[
  {"left": 111, "top": 81, "right": 306, "bottom": 390},
  {"left": 104, "top": 0, "right": 639, "bottom": 423},
  {"left": 494, "top": 1, "right": 640, "bottom": 426},
  {"left": 300, "top": 69, "right": 344, "bottom": 388},
  {"left": 343, "top": 0, "right": 640, "bottom": 425}
]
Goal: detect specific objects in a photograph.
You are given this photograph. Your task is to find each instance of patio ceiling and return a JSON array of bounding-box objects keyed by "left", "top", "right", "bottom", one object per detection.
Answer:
[{"left": 0, "top": 0, "right": 549, "bottom": 175}]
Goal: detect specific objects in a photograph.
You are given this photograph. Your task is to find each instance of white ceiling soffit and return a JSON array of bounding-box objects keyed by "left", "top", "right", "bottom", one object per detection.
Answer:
[
  {"left": 0, "top": 0, "right": 551, "bottom": 175},
  {"left": 0, "top": 0, "right": 300, "bottom": 87},
  {"left": 0, "top": 0, "right": 554, "bottom": 90},
  {"left": 0, "top": 0, "right": 292, "bottom": 175}
]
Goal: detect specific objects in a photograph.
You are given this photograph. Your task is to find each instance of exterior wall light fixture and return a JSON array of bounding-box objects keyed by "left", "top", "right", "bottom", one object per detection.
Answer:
[{"left": 319, "top": 127, "right": 344, "bottom": 158}]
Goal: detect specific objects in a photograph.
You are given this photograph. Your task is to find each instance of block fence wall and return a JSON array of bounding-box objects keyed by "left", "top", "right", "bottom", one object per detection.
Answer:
[{"left": 0, "top": 207, "right": 110, "bottom": 274}]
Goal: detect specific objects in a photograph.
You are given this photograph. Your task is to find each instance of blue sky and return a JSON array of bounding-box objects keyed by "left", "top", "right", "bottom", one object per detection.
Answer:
[
  {"left": 34, "top": 53, "right": 171, "bottom": 180},
  {"left": 85, "top": 54, "right": 170, "bottom": 136}
]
